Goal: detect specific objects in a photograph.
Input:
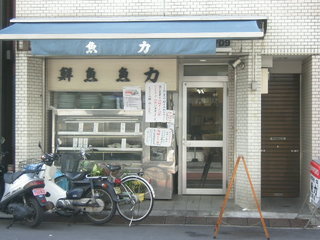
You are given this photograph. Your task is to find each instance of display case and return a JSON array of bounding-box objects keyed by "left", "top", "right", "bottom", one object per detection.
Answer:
[{"left": 51, "top": 108, "right": 145, "bottom": 163}]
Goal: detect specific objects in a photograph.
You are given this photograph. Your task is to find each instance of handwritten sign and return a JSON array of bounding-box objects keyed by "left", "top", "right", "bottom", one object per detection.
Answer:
[
  {"left": 144, "top": 128, "right": 172, "bottom": 147},
  {"left": 145, "top": 82, "right": 167, "bottom": 122}
]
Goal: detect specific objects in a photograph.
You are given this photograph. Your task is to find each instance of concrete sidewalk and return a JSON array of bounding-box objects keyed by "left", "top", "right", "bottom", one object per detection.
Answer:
[{"left": 0, "top": 195, "right": 318, "bottom": 228}]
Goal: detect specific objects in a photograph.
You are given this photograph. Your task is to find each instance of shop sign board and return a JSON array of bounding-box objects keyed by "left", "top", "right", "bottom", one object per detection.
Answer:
[
  {"left": 144, "top": 128, "right": 172, "bottom": 147},
  {"left": 145, "top": 82, "right": 167, "bottom": 123},
  {"left": 310, "top": 161, "right": 320, "bottom": 207},
  {"left": 47, "top": 59, "right": 177, "bottom": 91}
]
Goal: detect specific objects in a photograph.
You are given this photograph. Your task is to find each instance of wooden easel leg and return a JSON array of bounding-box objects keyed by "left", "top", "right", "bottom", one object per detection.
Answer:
[
  {"left": 242, "top": 158, "right": 270, "bottom": 240},
  {"left": 213, "top": 156, "right": 242, "bottom": 239},
  {"left": 214, "top": 156, "right": 270, "bottom": 240}
]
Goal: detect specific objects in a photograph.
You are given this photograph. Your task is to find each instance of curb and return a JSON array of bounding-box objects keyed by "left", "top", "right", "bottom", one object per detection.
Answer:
[{"left": 0, "top": 213, "right": 311, "bottom": 228}]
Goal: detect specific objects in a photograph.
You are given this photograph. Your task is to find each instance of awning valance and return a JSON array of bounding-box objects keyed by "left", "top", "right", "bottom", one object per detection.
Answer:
[
  {"left": 0, "top": 19, "right": 265, "bottom": 40},
  {"left": 31, "top": 39, "right": 217, "bottom": 56}
]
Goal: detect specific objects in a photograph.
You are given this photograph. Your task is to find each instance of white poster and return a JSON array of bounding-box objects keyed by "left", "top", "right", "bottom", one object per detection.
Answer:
[
  {"left": 145, "top": 82, "right": 167, "bottom": 122},
  {"left": 123, "top": 86, "right": 142, "bottom": 110},
  {"left": 144, "top": 128, "right": 173, "bottom": 147}
]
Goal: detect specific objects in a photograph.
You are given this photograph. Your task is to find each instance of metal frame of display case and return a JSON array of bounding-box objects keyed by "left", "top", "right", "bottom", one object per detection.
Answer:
[{"left": 51, "top": 108, "right": 148, "bottom": 163}]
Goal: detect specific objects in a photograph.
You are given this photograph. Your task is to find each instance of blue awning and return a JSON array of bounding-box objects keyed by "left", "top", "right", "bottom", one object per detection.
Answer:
[
  {"left": 0, "top": 20, "right": 265, "bottom": 40},
  {"left": 0, "top": 17, "right": 266, "bottom": 55}
]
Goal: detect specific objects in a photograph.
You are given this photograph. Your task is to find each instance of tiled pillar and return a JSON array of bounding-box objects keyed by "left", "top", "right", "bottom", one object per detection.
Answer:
[
  {"left": 15, "top": 52, "right": 44, "bottom": 168},
  {"left": 234, "top": 53, "right": 262, "bottom": 209},
  {"left": 312, "top": 56, "right": 320, "bottom": 159}
]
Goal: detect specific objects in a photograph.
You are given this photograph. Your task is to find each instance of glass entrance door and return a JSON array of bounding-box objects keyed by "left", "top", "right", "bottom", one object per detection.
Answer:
[{"left": 182, "top": 80, "right": 227, "bottom": 194}]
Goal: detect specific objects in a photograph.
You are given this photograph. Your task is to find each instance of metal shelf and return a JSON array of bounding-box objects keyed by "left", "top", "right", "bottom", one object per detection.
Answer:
[
  {"left": 51, "top": 107, "right": 144, "bottom": 117},
  {"left": 58, "top": 147, "right": 143, "bottom": 152},
  {"left": 57, "top": 131, "right": 142, "bottom": 136}
]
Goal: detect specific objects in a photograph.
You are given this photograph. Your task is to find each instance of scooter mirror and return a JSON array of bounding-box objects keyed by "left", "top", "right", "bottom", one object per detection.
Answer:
[{"left": 38, "top": 141, "right": 45, "bottom": 154}]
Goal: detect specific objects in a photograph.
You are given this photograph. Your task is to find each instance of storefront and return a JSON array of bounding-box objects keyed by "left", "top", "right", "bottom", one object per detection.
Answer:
[{"left": 0, "top": 16, "right": 268, "bottom": 203}]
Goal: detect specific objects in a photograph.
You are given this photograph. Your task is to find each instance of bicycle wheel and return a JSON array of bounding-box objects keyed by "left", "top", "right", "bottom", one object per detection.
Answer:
[
  {"left": 116, "top": 176, "right": 154, "bottom": 222},
  {"left": 85, "top": 188, "right": 116, "bottom": 224}
]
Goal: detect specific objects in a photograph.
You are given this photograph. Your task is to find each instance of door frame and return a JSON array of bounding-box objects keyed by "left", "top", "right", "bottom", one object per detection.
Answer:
[{"left": 179, "top": 76, "right": 228, "bottom": 195}]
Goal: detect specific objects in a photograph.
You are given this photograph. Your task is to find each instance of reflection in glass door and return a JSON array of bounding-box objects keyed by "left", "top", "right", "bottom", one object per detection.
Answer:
[{"left": 182, "top": 81, "right": 226, "bottom": 194}]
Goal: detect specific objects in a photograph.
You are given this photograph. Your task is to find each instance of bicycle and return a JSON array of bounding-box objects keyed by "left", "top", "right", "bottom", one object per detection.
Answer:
[
  {"left": 76, "top": 146, "right": 155, "bottom": 224},
  {"left": 105, "top": 165, "right": 155, "bottom": 224}
]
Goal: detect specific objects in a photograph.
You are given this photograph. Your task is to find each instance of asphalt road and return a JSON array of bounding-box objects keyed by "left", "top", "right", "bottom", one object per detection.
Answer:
[{"left": 0, "top": 219, "right": 320, "bottom": 240}]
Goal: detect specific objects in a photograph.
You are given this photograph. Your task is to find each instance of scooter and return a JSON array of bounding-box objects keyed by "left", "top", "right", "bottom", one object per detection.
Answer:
[
  {"left": 0, "top": 137, "right": 52, "bottom": 228},
  {"left": 34, "top": 142, "right": 117, "bottom": 225}
]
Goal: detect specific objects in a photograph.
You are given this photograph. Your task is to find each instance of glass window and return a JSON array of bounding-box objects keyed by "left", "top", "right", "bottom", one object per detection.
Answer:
[
  {"left": 187, "top": 88, "right": 223, "bottom": 141},
  {"left": 184, "top": 65, "right": 228, "bottom": 76}
]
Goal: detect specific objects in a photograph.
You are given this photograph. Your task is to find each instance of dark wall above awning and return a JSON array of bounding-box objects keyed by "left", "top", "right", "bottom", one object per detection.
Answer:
[{"left": 0, "top": 18, "right": 266, "bottom": 40}]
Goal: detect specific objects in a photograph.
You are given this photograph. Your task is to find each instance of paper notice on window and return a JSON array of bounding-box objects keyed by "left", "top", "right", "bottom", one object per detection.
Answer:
[
  {"left": 166, "top": 110, "right": 175, "bottom": 123},
  {"left": 144, "top": 128, "right": 172, "bottom": 147},
  {"left": 123, "top": 86, "right": 142, "bottom": 110},
  {"left": 93, "top": 123, "right": 99, "bottom": 133},
  {"left": 73, "top": 138, "right": 78, "bottom": 148},
  {"left": 166, "top": 110, "right": 175, "bottom": 131},
  {"left": 145, "top": 82, "right": 167, "bottom": 122},
  {"left": 78, "top": 122, "right": 84, "bottom": 132},
  {"left": 134, "top": 123, "right": 140, "bottom": 133},
  {"left": 120, "top": 122, "right": 126, "bottom": 133}
]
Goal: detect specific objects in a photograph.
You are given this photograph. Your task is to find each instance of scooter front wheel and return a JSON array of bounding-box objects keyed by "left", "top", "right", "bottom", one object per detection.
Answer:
[
  {"left": 25, "top": 197, "right": 44, "bottom": 228},
  {"left": 85, "top": 188, "right": 116, "bottom": 225}
]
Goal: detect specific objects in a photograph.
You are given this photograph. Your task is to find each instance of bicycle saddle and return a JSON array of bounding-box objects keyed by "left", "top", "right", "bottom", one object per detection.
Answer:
[{"left": 106, "top": 164, "right": 121, "bottom": 172}]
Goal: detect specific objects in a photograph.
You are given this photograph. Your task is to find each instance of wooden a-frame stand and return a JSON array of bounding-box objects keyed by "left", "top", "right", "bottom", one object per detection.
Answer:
[{"left": 213, "top": 156, "right": 270, "bottom": 240}]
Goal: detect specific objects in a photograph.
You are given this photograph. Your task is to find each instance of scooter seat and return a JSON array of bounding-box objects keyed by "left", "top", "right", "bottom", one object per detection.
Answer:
[
  {"left": 64, "top": 172, "right": 87, "bottom": 181},
  {"left": 4, "top": 171, "right": 25, "bottom": 184}
]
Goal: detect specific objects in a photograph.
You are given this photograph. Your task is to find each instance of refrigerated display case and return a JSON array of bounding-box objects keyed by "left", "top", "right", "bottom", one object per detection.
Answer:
[{"left": 50, "top": 107, "right": 176, "bottom": 199}]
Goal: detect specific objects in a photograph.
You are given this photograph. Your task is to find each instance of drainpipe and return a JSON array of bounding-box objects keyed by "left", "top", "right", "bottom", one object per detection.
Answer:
[
  {"left": 233, "top": 67, "right": 238, "bottom": 165},
  {"left": 231, "top": 58, "right": 245, "bottom": 163}
]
